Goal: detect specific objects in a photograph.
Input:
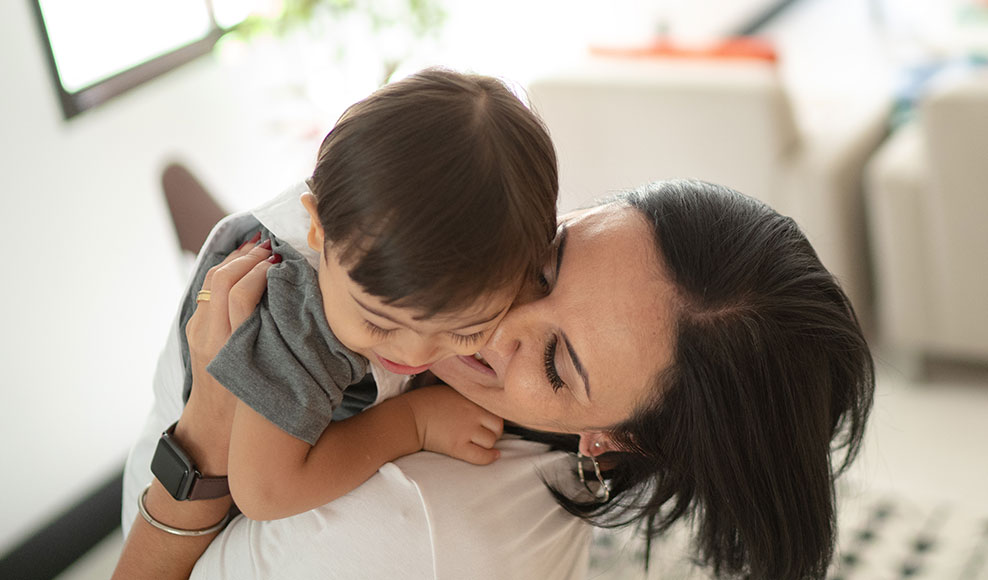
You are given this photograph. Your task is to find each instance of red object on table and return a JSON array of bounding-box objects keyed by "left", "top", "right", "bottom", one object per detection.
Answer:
[{"left": 590, "top": 36, "right": 778, "bottom": 63}]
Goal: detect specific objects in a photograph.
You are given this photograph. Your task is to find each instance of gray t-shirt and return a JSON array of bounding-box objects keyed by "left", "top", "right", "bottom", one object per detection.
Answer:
[{"left": 180, "top": 222, "right": 369, "bottom": 445}]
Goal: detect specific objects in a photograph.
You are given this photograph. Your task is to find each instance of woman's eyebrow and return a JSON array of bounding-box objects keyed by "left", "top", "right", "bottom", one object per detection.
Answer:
[
  {"left": 554, "top": 226, "right": 589, "bottom": 399},
  {"left": 561, "top": 331, "right": 590, "bottom": 400},
  {"left": 555, "top": 224, "right": 568, "bottom": 281}
]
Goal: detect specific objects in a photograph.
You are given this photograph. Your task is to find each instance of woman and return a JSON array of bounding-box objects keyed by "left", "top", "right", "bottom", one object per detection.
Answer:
[{"left": 115, "top": 179, "right": 873, "bottom": 579}]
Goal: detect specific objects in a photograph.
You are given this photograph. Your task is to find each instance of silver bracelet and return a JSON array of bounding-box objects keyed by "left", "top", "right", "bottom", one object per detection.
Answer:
[{"left": 139, "top": 484, "right": 231, "bottom": 537}]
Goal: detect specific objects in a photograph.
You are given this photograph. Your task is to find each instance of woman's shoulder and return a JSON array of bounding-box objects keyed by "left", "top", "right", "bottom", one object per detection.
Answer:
[
  {"left": 192, "top": 438, "right": 590, "bottom": 579},
  {"left": 393, "top": 438, "right": 592, "bottom": 579}
]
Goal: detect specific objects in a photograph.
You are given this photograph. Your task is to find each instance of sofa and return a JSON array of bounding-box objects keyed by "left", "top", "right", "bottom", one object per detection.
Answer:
[{"left": 527, "top": 51, "right": 891, "bottom": 330}]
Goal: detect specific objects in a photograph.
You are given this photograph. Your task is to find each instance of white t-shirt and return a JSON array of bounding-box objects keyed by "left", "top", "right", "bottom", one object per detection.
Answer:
[{"left": 121, "top": 183, "right": 591, "bottom": 579}]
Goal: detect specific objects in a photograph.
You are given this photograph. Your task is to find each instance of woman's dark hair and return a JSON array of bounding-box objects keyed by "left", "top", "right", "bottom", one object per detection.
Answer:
[
  {"left": 308, "top": 67, "right": 558, "bottom": 316},
  {"left": 548, "top": 179, "right": 875, "bottom": 579}
]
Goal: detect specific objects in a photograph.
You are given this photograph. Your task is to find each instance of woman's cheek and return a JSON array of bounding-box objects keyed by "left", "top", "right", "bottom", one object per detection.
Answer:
[{"left": 505, "top": 366, "right": 551, "bottom": 415}]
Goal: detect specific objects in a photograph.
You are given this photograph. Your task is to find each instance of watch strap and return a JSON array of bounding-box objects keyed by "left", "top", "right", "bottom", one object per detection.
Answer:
[{"left": 187, "top": 473, "right": 230, "bottom": 500}]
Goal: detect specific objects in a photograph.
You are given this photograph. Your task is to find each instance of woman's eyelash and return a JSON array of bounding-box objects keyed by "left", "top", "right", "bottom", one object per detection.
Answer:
[
  {"left": 543, "top": 335, "right": 566, "bottom": 392},
  {"left": 449, "top": 330, "right": 487, "bottom": 346},
  {"left": 363, "top": 320, "right": 397, "bottom": 337}
]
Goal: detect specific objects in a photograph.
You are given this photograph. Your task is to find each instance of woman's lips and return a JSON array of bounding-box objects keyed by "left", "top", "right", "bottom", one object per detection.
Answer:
[
  {"left": 457, "top": 354, "right": 496, "bottom": 377},
  {"left": 376, "top": 355, "right": 432, "bottom": 375}
]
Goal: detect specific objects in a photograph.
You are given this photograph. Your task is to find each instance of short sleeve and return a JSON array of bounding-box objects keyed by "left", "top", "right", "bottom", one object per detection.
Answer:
[{"left": 206, "top": 238, "right": 367, "bottom": 445}]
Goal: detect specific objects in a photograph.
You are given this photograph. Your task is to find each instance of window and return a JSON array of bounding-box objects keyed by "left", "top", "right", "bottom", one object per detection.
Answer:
[{"left": 29, "top": 0, "right": 249, "bottom": 119}]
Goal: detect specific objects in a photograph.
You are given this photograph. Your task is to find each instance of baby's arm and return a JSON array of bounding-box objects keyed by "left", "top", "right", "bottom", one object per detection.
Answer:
[{"left": 227, "top": 385, "right": 503, "bottom": 521}]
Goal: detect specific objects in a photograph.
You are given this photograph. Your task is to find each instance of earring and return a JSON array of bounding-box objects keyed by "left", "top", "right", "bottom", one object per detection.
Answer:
[{"left": 576, "top": 452, "right": 611, "bottom": 503}]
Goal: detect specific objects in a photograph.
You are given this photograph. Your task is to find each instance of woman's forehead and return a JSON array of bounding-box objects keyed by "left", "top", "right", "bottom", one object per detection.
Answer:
[
  {"left": 559, "top": 201, "right": 623, "bottom": 227},
  {"left": 563, "top": 203, "right": 654, "bottom": 265},
  {"left": 555, "top": 203, "right": 674, "bottom": 420}
]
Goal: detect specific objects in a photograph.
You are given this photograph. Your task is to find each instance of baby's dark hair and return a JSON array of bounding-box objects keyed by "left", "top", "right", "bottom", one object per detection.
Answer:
[{"left": 308, "top": 67, "right": 558, "bottom": 317}]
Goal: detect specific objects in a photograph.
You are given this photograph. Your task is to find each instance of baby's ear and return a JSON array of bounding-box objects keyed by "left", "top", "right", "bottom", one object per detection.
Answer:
[{"left": 299, "top": 192, "right": 324, "bottom": 251}]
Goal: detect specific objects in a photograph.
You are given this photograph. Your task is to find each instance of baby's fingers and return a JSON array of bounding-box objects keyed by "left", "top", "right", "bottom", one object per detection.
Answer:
[
  {"left": 470, "top": 426, "right": 500, "bottom": 450},
  {"left": 458, "top": 442, "right": 501, "bottom": 466},
  {"left": 481, "top": 414, "right": 504, "bottom": 439}
]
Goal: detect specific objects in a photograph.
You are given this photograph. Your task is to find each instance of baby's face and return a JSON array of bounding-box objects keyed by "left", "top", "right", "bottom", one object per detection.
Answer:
[{"left": 315, "top": 243, "right": 516, "bottom": 375}]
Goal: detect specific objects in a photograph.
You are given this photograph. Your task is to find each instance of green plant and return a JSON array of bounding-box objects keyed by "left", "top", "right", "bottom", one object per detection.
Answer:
[{"left": 228, "top": 0, "right": 446, "bottom": 84}]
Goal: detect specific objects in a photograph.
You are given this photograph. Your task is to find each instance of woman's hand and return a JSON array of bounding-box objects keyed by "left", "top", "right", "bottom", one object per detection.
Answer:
[
  {"left": 186, "top": 233, "right": 271, "bottom": 386},
  {"left": 403, "top": 385, "right": 504, "bottom": 465},
  {"left": 112, "top": 236, "right": 280, "bottom": 580},
  {"left": 179, "top": 235, "right": 278, "bottom": 473}
]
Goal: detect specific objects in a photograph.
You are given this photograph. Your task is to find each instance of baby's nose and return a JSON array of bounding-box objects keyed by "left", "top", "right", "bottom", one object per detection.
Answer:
[{"left": 396, "top": 336, "right": 441, "bottom": 367}]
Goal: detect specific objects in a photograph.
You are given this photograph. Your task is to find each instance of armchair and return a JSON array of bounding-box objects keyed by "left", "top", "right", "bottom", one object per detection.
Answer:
[{"left": 865, "top": 72, "right": 988, "bottom": 368}]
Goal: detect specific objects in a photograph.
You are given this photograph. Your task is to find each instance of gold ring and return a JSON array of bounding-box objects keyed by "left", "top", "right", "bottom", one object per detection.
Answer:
[{"left": 196, "top": 290, "right": 211, "bottom": 303}]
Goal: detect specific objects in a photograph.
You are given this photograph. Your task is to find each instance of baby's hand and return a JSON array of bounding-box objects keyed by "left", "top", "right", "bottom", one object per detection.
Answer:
[{"left": 403, "top": 385, "right": 504, "bottom": 465}]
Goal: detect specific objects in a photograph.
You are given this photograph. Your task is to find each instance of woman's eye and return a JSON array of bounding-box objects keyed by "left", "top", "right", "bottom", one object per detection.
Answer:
[
  {"left": 449, "top": 330, "right": 487, "bottom": 346},
  {"left": 543, "top": 335, "right": 566, "bottom": 393},
  {"left": 535, "top": 269, "right": 552, "bottom": 295},
  {"left": 363, "top": 320, "right": 397, "bottom": 338}
]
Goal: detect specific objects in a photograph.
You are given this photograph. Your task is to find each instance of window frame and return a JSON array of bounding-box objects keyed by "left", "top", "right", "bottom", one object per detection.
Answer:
[{"left": 28, "top": 0, "right": 226, "bottom": 120}]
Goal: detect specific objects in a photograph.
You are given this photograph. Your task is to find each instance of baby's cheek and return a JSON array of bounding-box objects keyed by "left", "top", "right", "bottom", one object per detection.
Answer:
[
  {"left": 323, "top": 313, "right": 374, "bottom": 356},
  {"left": 343, "top": 332, "right": 378, "bottom": 359}
]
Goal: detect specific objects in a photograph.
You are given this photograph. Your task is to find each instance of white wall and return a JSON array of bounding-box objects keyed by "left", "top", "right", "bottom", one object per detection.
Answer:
[
  {"left": 0, "top": 0, "right": 590, "bottom": 553},
  {"left": 0, "top": 1, "right": 324, "bottom": 553}
]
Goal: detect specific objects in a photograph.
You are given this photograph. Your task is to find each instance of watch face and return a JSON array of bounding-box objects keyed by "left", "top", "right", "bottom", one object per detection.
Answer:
[{"left": 151, "top": 436, "right": 193, "bottom": 500}]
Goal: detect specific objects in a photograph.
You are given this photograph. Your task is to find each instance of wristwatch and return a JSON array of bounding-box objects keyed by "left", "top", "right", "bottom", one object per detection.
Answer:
[{"left": 150, "top": 421, "right": 230, "bottom": 501}]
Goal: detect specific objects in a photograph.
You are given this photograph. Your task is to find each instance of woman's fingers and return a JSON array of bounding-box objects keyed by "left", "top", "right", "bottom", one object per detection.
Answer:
[
  {"left": 228, "top": 253, "right": 280, "bottom": 330},
  {"left": 188, "top": 234, "right": 271, "bottom": 364},
  {"left": 201, "top": 232, "right": 262, "bottom": 292},
  {"left": 206, "top": 239, "right": 272, "bottom": 317}
]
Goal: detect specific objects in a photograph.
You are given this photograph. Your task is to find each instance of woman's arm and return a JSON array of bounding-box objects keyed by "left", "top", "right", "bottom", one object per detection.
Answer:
[
  {"left": 112, "top": 240, "right": 274, "bottom": 580},
  {"left": 228, "top": 383, "right": 504, "bottom": 521},
  {"left": 112, "top": 419, "right": 234, "bottom": 580}
]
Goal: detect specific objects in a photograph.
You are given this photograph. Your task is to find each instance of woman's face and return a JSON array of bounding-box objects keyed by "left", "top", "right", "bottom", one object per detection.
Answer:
[{"left": 431, "top": 202, "right": 677, "bottom": 445}]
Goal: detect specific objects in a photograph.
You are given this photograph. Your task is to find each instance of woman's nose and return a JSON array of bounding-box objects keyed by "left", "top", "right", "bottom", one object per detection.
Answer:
[{"left": 486, "top": 301, "right": 540, "bottom": 361}]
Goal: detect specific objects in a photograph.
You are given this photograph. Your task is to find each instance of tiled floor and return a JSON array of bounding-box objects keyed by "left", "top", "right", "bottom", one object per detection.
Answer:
[{"left": 848, "top": 355, "right": 988, "bottom": 513}]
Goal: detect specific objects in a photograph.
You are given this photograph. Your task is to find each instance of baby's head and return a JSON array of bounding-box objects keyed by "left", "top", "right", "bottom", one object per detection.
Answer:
[{"left": 301, "top": 67, "right": 558, "bottom": 374}]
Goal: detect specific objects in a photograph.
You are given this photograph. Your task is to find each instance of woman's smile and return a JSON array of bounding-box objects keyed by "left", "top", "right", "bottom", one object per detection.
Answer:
[{"left": 457, "top": 353, "right": 496, "bottom": 377}]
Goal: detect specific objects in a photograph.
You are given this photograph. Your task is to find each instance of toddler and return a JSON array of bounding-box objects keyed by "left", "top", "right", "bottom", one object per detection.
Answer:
[{"left": 180, "top": 68, "right": 558, "bottom": 520}]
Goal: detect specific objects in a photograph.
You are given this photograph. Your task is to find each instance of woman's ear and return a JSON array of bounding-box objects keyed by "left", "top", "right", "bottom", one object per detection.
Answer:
[
  {"left": 299, "top": 192, "right": 325, "bottom": 252},
  {"left": 578, "top": 432, "right": 619, "bottom": 457}
]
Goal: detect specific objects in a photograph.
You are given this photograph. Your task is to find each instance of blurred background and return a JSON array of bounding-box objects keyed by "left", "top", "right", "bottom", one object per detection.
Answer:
[{"left": 1, "top": 0, "right": 987, "bottom": 578}]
